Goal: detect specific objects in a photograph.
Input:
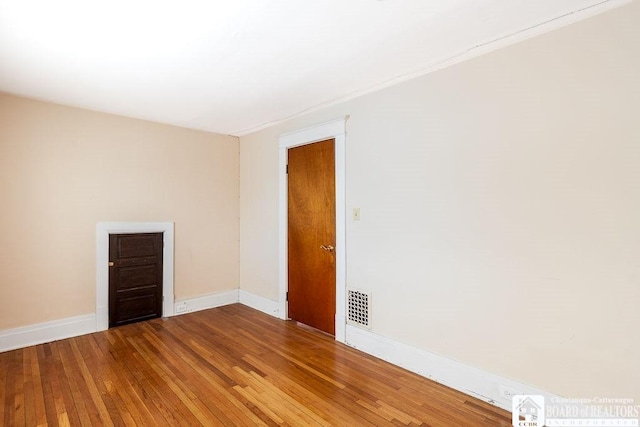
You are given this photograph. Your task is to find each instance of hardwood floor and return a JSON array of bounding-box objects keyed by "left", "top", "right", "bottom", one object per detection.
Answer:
[{"left": 1, "top": 304, "right": 512, "bottom": 426}]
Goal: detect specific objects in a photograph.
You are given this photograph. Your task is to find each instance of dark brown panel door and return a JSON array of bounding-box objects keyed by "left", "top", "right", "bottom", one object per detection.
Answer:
[
  {"left": 109, "top": 233, "right": 163, "bottom": 328},
  {"left": 288, "top": 138, "right": 336, "bottom": 335}
]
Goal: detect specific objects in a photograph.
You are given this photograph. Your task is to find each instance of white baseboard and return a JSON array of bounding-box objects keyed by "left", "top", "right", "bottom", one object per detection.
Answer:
[
  {"left": 173, "top": 289, "right": 240, "bottom": 315},
  {"left": 0, "top": 290, "right": 557, "bottom": 415},
  {"left": 345, "top": 325, "right": 559, "bottom": 411},
  {"left": 0, "top": 314, "right": 96, "bottom": 353},
  {"left": 239, "top": 290, "right": 281, "bottom": 317},
  {"left": 0, "top": 289, "right": 275, "bottom": 353}
]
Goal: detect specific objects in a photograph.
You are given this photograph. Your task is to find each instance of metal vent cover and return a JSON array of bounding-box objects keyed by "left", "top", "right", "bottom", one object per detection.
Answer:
[{"left": 347, "top": 288, "right": 371, "bottom": 329}]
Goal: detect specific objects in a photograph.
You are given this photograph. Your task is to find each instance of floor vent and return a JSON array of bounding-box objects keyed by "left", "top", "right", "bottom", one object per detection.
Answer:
[{"left": 347, "top": 288, "right": 371, "bottom": 329}]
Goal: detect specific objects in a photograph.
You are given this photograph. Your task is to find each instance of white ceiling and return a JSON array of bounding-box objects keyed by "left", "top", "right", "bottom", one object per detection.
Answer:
[{"left": 0, "top": 0, "right": 626, "bottom": 136}]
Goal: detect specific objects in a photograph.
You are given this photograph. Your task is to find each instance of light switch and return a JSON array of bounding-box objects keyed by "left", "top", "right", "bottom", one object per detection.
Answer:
[{"left": 353, "top": 208, "right": 361, "bottom": 221}]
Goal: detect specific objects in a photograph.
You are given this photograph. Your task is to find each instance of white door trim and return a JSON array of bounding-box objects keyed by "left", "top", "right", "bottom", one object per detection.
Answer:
[
  {"left": 278, "top": 118, "right": 347, "bottom": 343},
  {"left": 96, "top": 222, "right": 175, "bottom": 331}
]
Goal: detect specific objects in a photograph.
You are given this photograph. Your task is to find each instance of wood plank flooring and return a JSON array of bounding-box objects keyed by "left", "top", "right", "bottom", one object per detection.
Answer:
[{"left": 1, "top": 304, "right": 512, "bottom": 426}]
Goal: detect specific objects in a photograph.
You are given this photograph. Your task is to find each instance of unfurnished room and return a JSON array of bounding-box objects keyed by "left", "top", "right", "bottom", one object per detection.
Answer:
[{"left": 1, "top": 0, "right": 639, "bottom": 426}]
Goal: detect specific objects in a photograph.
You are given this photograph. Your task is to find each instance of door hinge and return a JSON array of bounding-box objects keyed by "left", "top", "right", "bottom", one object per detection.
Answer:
[
  {"left": 286, "top": 164, "right": 289, "bottom": 174},
  {"left": 286, "top": 292, "right": 289, "bottom": 301}
]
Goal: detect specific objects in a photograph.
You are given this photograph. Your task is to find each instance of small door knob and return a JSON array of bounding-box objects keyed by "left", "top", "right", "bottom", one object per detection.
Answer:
[
  {"left": 320, "top": 245, "right": 334, "bottom": 252},
  {"left": 108, "top": 261, "right": 115, "bottom": 267}
]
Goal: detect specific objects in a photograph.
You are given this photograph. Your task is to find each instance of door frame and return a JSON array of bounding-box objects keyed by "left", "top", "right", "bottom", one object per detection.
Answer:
[
  {"left": 96, "top": 222, "right": 174, "bottom": 331},
  {"left": 278, "top": 118, "right": 347, "bottom": 343}
]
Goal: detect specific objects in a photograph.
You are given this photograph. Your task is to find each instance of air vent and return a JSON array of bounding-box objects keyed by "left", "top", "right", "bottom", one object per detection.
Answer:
[{"left": 347, "top": 288, "right": 371, "bottom": 329}]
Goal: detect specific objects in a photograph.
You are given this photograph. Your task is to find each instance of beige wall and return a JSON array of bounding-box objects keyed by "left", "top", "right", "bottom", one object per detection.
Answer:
[
  {"left": 0, "top": 93, "right": 239, "bottom": 330},
  {"left": 240, "top": 2, "right": 639, "bottom": 401}
]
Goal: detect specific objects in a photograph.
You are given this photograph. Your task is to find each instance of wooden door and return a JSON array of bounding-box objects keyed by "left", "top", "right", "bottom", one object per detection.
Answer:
[
  {"left": 288, "top": 138, "right": 336, "bottom": 335},
  {"left": 109, "top": 233, "right": 163, "bottom": 328}
]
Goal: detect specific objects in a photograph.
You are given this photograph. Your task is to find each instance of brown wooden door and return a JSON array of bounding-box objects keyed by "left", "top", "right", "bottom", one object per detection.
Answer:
[
  {"left": 109, "top": 233, "right": 163, "bottom": 328},
  {"left": 288, "top": 138, "right": 336, "bottom": 335}
]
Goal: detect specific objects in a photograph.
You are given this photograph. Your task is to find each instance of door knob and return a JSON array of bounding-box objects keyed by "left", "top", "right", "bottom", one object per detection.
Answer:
[{"left": 320, "top": 245, "right": 334, "bottom": 252}]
